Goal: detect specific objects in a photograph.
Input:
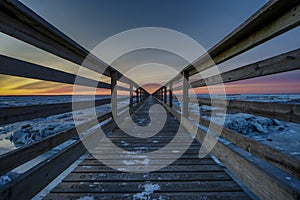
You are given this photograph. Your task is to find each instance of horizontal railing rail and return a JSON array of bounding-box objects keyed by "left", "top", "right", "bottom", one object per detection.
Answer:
[
  {"left": 164, "top": 0, "right": 300, "bottom": 84},
  {"left": 189, "top": 98, "right": 300, "bottom": 124},
  {"left": 0, "top": 98, "right": 111, "bottom": 125},
  {"left": 0, "top": 0, "right": 133, "bottom": 83},
  {"left": 0, "top": 55, "right": 112, "bottom": 89},
  {"left": 172, "top": 48, "right": 300, "bottom": 91}
]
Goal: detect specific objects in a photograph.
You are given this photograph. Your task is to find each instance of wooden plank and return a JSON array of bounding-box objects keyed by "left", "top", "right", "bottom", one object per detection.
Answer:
[
  {"left": 0, "top": 55, "right": 111, "bottom": 89},
  {"left": 45, "top": 97, "right": 250, "bottom": 199},
  {"left": 164, "top": 104, "right": 300, "bottom": 200},
  {"left": 192, "top": 98, "right": 300, "bottom": 123},
  {"left": 0, "top": 98, "right": 111, "bottom": 125},
  {"left": 51, "top": 180, "right": 242, "bottom": 193},
  {"left": 129, "top": 82, "right": 133, "bottom": 108},
  {"left": 0, "top": 112, "right": 112, "bottom": 176},
  {"left": 196, "top": 115, "right": 300, "bottom": 179},
  {"left": 73, "top": 165, "right": 223, "bottom": 173},
  {"left": 0, "top": 135, "right": 87, "bottom": 200},
  {"left": 169, "top": 83, "right": 173, "bottom": 107},
  {"left": 64, "top": 171, "right": 231, "bottom": 182},
  {"left": 182, "top": 70, "right": 189, "bottom": 117},
  {"left": 111, "top": 71, "right": 117, "bottom": 117},
  {"left": 79, "top": 158, "right": 216, "bottom": 166},
  {"left": 190, "top": 48, "right": 300, "bottom": 88},
  {"left": 44, "top": 191, "right": 251, "bottom": 200}
]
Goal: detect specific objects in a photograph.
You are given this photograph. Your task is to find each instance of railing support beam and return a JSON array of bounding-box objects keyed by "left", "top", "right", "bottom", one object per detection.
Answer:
[
  {"left": 169, "top": 83, "right": 173, "bottom": 107},
  {"left": 111, "top": 71, "right": 117, "bottom": 117},
  {"left": 182, "top": 70, "right": 189, "bottom": 117}
]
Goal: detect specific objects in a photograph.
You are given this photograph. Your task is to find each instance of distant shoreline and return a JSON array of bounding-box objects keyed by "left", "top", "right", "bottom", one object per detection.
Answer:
[{"left": 0, "top": 93, "right": 300, "bottom": 97}]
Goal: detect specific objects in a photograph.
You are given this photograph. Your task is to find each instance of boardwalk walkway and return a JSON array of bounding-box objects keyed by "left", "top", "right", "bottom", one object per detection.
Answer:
[{"left": 45, "top": 96, "right": 251, "bottom": 199}]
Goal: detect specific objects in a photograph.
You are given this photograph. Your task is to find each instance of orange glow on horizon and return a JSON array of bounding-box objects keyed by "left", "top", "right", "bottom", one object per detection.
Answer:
[{"left": 0, "top": 73, "right": 299, "bottom": 96}]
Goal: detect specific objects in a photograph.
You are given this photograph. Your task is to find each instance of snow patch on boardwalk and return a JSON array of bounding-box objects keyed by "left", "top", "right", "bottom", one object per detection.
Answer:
[{"left": 133, "top": 183, "right": 161, "bottom": 200}]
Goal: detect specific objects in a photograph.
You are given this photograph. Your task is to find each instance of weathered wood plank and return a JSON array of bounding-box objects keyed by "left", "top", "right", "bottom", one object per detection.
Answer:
[
  {"left": 51, "top": 181, "right": 242, "bottom": 193},
  {"left": 190, "top": 48, "right": 300, "bottom": 88},
  {"left": 64, "top": 171, "right": 231, "bottom": 182},
  {"left": 191, "top": 98, "right": 300, "bottom": 123},
  {"left": 0, "top": 135, "right": 87, "bottom": 200},
  {"left": 44, "top": 191, "right": 251, "bottom": 200},
  {"left": 0, "top": 0, "right": 134, "bottom": 84},
  {"left": 79, "top": 158, "right": 216, "bottom": 166},
  {"left": 0, "top": 55, "right": 111, "bottom": 89},
  {"left": 160, "top": 0, "right": 300, "bottom": 89},
  {"left": 45, "top": 96, "right": 250, "bottom": 199},
  {"left": 73, "top": 165, "right": 223, "bottom": 173},
  {"left": 188, "top": 0, "right": 300, "bottom": 75}
]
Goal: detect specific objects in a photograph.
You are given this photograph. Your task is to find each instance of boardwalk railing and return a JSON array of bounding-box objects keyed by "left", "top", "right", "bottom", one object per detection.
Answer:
[
  {"left": 153, "top": 1, "right": 300, "bottom": 199},
  {"left": 0, "top": 0, "right": 149, "bottom": 199},
  {"left": 0, "top": 0, "right": 299, "bottom": 199}
]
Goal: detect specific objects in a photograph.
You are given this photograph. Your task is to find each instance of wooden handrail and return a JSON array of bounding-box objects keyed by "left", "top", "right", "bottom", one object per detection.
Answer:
[
  {"left": 157, "top": 0, "right": 300, "bottom": 90},
  {"left": 0, "top": 55, "right": 112, "bottom": 89},
  {"left": 0, "top": 98, "right": 111, "bottom": 125},
  {"left": 0, "top": 0, "right": 136, "bottom": 85},
  {"left": 190, "top": 98, "right": 300, "bottom": 124}
]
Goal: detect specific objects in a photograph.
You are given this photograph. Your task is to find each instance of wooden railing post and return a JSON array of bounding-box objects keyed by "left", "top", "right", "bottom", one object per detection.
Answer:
[
  {"left": 111, "top": 71, "right": 117, "bottom": 117},
  {"left": 169, "top": 83, "right": 173, "bottom": 107},
  {"left": 182, "top": 70, "right": 189, "bottom": 117},
  {"left": 164, "top": 86, "right": 167, "bottom": 104},
  {"left": 129, "top": 82, "right": 133, "bottom": 108},
  {"left": 136, "top": 88, "right": 140, "bottom": 104}
]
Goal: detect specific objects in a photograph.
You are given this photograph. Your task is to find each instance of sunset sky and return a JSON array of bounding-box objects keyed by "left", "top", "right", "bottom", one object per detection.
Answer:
[{"left": 0, "top": 0, "right": 299, "bottom": 95}]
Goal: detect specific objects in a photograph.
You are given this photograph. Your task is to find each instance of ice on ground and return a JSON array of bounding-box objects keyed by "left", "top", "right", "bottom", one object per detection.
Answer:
[
  {"left": 122, "top": 159, "right": 150, "bottom": 166},
  {"left": 133, "top": 183, "right": 161, "bottom": 200},
  {"left": 196, "top": 94, "right": 300, "bottom": 104},
  {"left": 77, "top": 196, "right": 94, "bottom": 200},
  {"left": 0, "top": 175, "right": 11, "bottom": 186},
  {"left": 204, "top": 112, "right": 300, "bottom": 157},
  {"left": 0, "top": 103, "right": 110, "bottom": 154},
  {"left": 0, "top": 95, "right": 110, "bottom": 108}
]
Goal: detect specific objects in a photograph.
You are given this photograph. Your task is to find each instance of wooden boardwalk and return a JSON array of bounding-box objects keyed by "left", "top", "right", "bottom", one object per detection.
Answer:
[{"left": 45, "top": 97, "right": 251, "bottom": 199}]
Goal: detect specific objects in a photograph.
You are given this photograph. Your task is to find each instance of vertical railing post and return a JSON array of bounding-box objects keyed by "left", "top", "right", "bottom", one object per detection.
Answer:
[
  {"left": 182, "top": 70, "right": 189, "bottom": 117},
  {"left": 136, "top": 88, "right": 139, "bottom": 104},
  {"left": 164, "top": 86, "right": 167, "bottom": 104},
  {"left": 129, "top": 81, "right": 133, "bottom": 108},
  {"left": 169, "top": 83, "right": 173, "bottom": 107},
  {"left": 111, "top": 71, "right": 117, "bottom": 117}
]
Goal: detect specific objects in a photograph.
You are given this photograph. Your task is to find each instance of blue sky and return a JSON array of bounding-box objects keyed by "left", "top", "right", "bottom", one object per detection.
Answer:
[{"left": 0, "top": 0, "right": 299, "bottom": 94}]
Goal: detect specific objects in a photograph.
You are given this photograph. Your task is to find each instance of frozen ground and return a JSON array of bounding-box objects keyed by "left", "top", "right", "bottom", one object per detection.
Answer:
[
  {"left": 185, "top": 94, "right": 300, "bottom": 158},
  {"left": 0, "top": 95, "right": 130, "bottom": 155},
  {"left": 0, "top": 95, "right": 110, "bottom": 108},
  {"left": 196, "top": 94, "right": 300, "bottom": 104},
  {"left": 0, "top": 94, "right": 299, "bottom": 157}
]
